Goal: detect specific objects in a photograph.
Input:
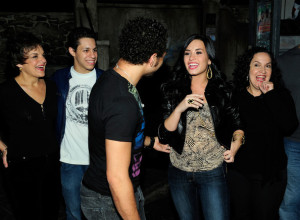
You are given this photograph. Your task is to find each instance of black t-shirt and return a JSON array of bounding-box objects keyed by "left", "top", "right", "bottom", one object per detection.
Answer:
[
  {"left": 0, "top": 78, "right": 59, "bottom": 159},
  {"left": 83, "top": 69, "right": 145, "bottom": 195}
]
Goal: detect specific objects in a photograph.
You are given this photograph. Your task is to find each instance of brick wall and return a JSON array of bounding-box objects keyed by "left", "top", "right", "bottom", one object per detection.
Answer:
[{"left": 0, "top": 12, "right": 75, "bottom": 82}]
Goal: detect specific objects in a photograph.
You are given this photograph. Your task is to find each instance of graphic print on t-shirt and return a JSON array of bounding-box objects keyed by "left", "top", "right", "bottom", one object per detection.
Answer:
[
  {"left": 66, "top": 84, "right": 91, "bottom": 126},
  {"left": 127, "top": 83, "right": 145, "bottom": 178}
]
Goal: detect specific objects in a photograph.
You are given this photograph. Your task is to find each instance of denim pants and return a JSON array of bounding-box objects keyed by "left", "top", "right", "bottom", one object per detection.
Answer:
[
  {"left": 168, "top": 163, "right": 229, "bottom": 220},
  {"left": 279, "top": 138, "right": 300, "bottom": 220},
  {"left": 61, "top": 162, "right": 89, "bottom": 220},
  {"left": 80, "top": 184, "right": 146, "bottom": 220}
]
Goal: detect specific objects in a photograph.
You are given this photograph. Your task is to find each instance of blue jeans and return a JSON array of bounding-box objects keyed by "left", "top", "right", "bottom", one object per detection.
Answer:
[
  {"left": 80, "top": 184, "right": 146, "bottom": 220},
  {"left": 168, "top": 163, "right": 229, "bottom": 220},
  {"left": 61, "top": 162, "right": 89, "bottom": 220},
  {"left": 279, "top": 138, "right": 300, "bottom": 220}
]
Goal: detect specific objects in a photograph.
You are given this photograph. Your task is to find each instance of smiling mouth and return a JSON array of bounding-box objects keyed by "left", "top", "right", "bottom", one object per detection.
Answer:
[
  {"left": 188, "top": 63, "right": 198, "bottom": 69},
  {"left": 87, "top": 60, "right": 96, "bottom": 65},
  {"left": 36, "top": 66, "right": 45, "bottom": 71},
  {"left": 256, "top": 76, "right": 265, "bottom": 82}
]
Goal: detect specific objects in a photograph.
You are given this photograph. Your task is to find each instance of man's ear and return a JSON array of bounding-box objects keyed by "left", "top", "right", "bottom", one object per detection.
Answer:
[
  {"left": 149, "top": 53, "right": 158, "bottom": 67},
  {"left": 68, "top": 47, "right": 76, "bottom": 57}
]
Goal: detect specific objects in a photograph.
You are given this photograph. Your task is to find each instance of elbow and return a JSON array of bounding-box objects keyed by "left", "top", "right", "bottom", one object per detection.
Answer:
[
  {"left": 107, "top": 170, "right": 121, "bottom": 189},
  {"left": 107, "top": 170, "right": 128, "bottom": 190}
]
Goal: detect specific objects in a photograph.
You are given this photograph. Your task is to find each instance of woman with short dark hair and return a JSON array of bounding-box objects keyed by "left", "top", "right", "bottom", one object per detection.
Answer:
[{"left": 0, "top": 31, "right": 60, "bottom": 220}]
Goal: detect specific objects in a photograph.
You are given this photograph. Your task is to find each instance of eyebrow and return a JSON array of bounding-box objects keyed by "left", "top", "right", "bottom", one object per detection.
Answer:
[
  {"left": 253, "top": 60, "right": 271, "bottom": 64},
  {"left": 28, "top": 52, "right": 39, "bottom": 56},
  {"left": 185, "top": 48, "right": 203, "bottom": 51}
]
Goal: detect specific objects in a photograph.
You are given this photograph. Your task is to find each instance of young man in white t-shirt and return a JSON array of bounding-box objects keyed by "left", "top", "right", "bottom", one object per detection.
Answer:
[{"left": 51, "top": 27, "right": 103, "bottom": 220}]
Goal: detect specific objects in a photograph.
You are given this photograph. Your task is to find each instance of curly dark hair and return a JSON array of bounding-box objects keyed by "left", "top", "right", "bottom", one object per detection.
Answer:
[
  {"left": 161, "top": 34, "right": 226, "bottom": 108},
  {"left": 66, "top": 27, "right": 97, "bottom": 51},
  {"left": 232, "top": 46, "right": 285, "bottom": 92},
  {"left": 119, "top": 17, "right": 168, "bottom": 64},
  {"left": 5, "top": 31, "right": 42, "bottom": 77}
]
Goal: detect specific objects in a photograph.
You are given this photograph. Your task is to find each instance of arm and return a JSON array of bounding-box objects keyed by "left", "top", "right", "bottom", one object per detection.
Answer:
[
  {"left": 106, "top": 139, "right": 140, "bottom": 220},
  {"left": 0, "top": 140, "right": 8, "bottom": 168},
  {"left": 158, "top": 94, "right": 204, "bottom": 154},
  {"left": 224, "top": 130, "right": 244, "bottom": 163},
  {"left": 144, "top": 136, "right": 170, "bottom": 153},
  {"left": 164, "top": 94, "right": 204, "bottom": 131},
  {"left": 223, "top": 84, "right": 245, "bottom": 162},
  {"left": 0, "top": 87, "right": 8, "bottom": 168},
  {"left": 263, "top": 88, "right": 298, "bottom": 135},
  {"left": 258, "top": 81, "right": 298, "bottom": 134}
]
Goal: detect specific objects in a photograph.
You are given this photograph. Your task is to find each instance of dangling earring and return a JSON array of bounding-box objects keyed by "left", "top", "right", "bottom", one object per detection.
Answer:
[
  {"left": 246, "top": 75, "right": 249, "bottom": 81},
  {"left": 19, "top": 67, "right": 22, "bottom": 72},
  {"left": 207, "top": 65, "right": 212, "bottom": 79}
]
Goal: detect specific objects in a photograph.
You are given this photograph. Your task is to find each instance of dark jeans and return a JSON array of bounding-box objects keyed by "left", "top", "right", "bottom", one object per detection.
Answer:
[
  {"left": 3, "top": 153, "right": 61, "bottom": 220},
  {"left": 61, "top": 162, "right": 88, "bottom": 220},
  {"left": 279, "top": 138, "right": 300, "bottom": 219},
  {"left": 168, "top": 163, "right": 229, "bottom": 220},
  {"left": 228, "top": 169, "right": 286, "bottom": 220},
  {"left": 80, "top": 184, "right": 146, "bottom": 220}
]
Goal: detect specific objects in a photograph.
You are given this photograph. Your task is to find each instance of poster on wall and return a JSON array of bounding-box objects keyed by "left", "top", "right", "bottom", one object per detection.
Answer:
[{"left": 256, "top": 1, "right": 272, "bottom": 50}]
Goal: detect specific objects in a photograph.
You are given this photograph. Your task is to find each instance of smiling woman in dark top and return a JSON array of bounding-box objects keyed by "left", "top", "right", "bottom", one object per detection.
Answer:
[
  {"left": 228, "top": 47, "right": 298, "bottom": 220},
  {"left": 0, "top": 31, "right": 60, "bottom": 220}
]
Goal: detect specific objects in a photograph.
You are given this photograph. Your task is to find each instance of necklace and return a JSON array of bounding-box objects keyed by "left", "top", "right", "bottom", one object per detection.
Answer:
[{"left": 115, "top": 63, "right": 134, "bottom": 85}]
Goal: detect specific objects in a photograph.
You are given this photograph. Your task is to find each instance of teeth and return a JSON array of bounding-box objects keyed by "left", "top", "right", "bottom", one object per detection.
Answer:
[{"left": 36, "top": 66, "right": 45, "bottom": 70}]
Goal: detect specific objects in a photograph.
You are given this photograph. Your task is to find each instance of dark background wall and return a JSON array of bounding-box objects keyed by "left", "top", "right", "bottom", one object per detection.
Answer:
[
  {"left": 0, "top": 12, "right": 75, "bottom": 82},
  {"left": 0, "top": 0, "right": 250, "bottom": 82},
  {"left": 97, "top": 3, "right": 202, "bottom": 68}
]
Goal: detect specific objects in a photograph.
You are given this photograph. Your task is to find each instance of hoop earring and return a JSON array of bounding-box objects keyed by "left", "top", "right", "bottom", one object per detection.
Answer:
[{"left": 207, "top": 65, "right": 212, "bottom": 79}]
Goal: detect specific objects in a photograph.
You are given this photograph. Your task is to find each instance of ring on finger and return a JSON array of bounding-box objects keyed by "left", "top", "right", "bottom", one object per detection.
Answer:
[{"left": 187, "top": 99, "right": 194, "bottom": 104}]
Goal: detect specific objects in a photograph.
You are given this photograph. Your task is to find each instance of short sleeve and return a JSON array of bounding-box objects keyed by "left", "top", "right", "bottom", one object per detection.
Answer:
[{"left": 104, "top": 96, "right": 139, "bottom": 142}]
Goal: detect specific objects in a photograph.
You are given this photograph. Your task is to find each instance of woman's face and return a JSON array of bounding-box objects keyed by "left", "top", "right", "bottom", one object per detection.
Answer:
[
  {"left": 183, "top": 39, "right": 211, "bottom": 76},
  {"left": 17, "top": 45, "right": 47, "bottom": 78},
  {"left": 248, "top": 52, "right": 272, "bottom": 91}
]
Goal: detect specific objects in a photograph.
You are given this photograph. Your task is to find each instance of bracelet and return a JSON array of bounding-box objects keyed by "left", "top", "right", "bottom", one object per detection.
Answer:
[
  {"left": 232, "top": 133, "right": 245, "bottom": 145},
  {"left": 145, "top": 136, "right": 155, "bottom": 149}
]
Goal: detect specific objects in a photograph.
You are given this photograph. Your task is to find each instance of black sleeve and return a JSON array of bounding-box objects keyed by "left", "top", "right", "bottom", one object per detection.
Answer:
[
  {"left": 104, "top": 96, "right": 139, "bottom": 142},
  {"left": 263, "top": 88, "right": 299, "bottom": 136},
  {"left": 226, "top": 85, "right": 244, "bottom": 132},
  {"left": 0, "top": 83, "right": 8, "bottom": 143}
]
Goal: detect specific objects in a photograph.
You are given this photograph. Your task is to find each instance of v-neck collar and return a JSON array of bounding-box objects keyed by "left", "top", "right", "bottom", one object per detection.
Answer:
[{"left": 13, "top": 78, "right": 46, "bottom": 105}]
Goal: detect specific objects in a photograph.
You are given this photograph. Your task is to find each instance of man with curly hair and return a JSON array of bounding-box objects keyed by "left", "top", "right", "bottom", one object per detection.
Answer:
[{"left": 80, "top": 17, "right": 169, "bottom": 219}]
